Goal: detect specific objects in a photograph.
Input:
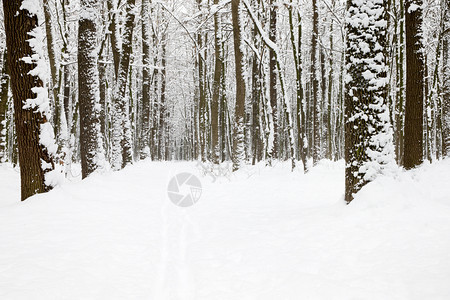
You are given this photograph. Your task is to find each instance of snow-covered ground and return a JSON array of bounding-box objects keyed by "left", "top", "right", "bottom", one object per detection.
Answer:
[{"left": 1, "top": 160, "right": 450, "bottom": 299}]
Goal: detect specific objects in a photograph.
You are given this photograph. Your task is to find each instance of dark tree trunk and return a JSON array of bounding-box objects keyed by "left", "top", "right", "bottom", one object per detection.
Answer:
[
  {"left": 43, "top": 0, "right": 60, "bottom": 137},
  {"left": 311, "top": 0, "right": 320, "bottom": 164},
  {"left": 140, "top": 0, "right": 151, "bottom": 159},
  {"left": 443, "top": 0, "right": 450, "bottom": 157},
  {"left": 107, "top": 0, "right": 120, "bottom": 79},
  {"left": 269, "top": 0, "right": 278, "bottom": 160},
  {"left": 159, "top": 39, "right": 168, "bottom": 161},
  {"left": 0, "top": 51, "right": 9, "bottom": 161},
  {"left": 232, "top": 0, "right": 246, "bottom": 171},
  {"left": 211, "top": 0, "right": 222, "bottom": 164},
  {"left": 111, "top": 0, "right": 136, "bottom": 169},
  {"left": 289, "top": 5, "right": 307, "bottom": 172},
  {"left": 395, "top": 0, "right": 405, "bottom": 165},
  {"left": 78, "top": 0, "right": 103, "bottom": 178},
  {"left": 3, "top": 1, "right": 55, "bottom": 200},
  {"left": 404, "top": 0, "right": 424, "bottom": 169},
  {"left": 327, "top": 20, "right": 334, "bottom": 160}
]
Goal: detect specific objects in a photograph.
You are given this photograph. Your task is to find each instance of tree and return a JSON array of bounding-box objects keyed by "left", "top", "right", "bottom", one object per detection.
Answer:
[
  {"left": 269, "top": 0, "right": 278, "bottom": 160},
  {"left": 0, "top": 51, "right": 9, "bottom": 162},
  {"left": 288, "top": 3, "right": 307, "bottom": 172},
  {"left": 211, "top": 0, "right": 222, "bottom": 164},
  {"left": 78, "top": 0, "right": 105, "bottom": 178},
  {"left": 43, "top": 0, "right": 60, "bottom": 125},
  {"left": 311, "top": 0, "right": 320, "bottom": 164},
  {"left": 140, "top": 0, "right": 151, "bottom": 159},
  {"left": 111, "top": 0, "right": 137, "bottom": 170},
  {"left": 443, "top": 0, "right": 450, "bottom": 156},
  {"left": 345, "top": 0, "right": 394, "bottom": 202},
  {"left": 404, "top": 0, "right": 425, "bottom": 169},
  {"left": 3, "top": 0, "right": 57, "bottom": 200},
  {"left": 232, "top": 0, "right": 246, "bottom": 171}
]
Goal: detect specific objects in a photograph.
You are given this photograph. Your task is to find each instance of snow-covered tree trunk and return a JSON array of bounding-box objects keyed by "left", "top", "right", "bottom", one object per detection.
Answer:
[
  {"left": 159, "top": 39, "right": 168, "bottom": 161},
  {"left": 395, "top": 0, "right": 405, "bottom": 165},
  {"left": 78, "top": 0, "right": 105, "bottom": 178},
  {"left": 107, "top": 0, "right": 120, "bottom": 79},
  {"left": 211, "top": 0, "right": 222, "bottom": 164},
  {"left": 3, "top": 0, "right": 59, "bottom": 200},
  {"left": 311, "top": 0, "right": 320, "bottom": 164},
  {"left": 404, "top": 0, "right": 425, "bottom": 169},
  {"left": 268, "top": 0, "right": 278, "bottom": 161},
  {"left": 140, "top": 0, "right": 151, "bottom": 160},
  {"left": 327, "top": 20, "right": 334, "bottom": 160},
  {"left": 443, "top": 0, "right": 450, "bottom": 157},
  {"left": 43, "top": 0, "right": 59, "bottom": 125},
  {"left": 0, "top": 51, "right": 9, "bottom": 162},
  {"left": 345, "top": 0, "right": 394, "bottom": 202},
  {"left": 111, "top": 0, "right": 136, "bottom": 170},
  {"left": 232, "top": 0, "right": 246, "bottom": 171},
  {"left": 288, "top": 4, "right": 307, "bottom": 172}
]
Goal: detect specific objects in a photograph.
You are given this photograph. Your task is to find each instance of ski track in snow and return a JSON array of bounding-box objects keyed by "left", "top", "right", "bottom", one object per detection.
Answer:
[{"left": 0, "top": 160, "right": 450, "bottom": 299}]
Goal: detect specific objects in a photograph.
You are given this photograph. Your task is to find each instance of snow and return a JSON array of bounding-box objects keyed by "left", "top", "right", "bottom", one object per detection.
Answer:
[{"left": 1, "top": 160, "right": 450, "bottom": 299}]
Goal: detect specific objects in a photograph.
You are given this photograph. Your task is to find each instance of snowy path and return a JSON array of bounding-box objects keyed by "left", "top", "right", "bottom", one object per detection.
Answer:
[{"left": 1, "top": 160, "right": 450, "bottom": 299}]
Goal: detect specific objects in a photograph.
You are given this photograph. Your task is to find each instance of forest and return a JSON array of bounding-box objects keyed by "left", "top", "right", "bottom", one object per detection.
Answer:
[
  {"left": 0, "top": 0, "right": 450, "bottom": 298},
  {"left": 0, "top": 0, "right": 449, "bottom": 200}
]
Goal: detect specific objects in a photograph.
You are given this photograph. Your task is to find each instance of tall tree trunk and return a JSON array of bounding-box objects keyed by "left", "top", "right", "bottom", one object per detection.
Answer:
[
  {"left": 78, "top": 0, "right": 105, "bottom": 178},
  {"left": 0, "top": 51, "right": 9, "bottom": 162},
  {"left": 404, "top": 0, "right": 425, "bottom": 169},
  {"left": 345, "top": 0, "right": 393, "bottom": 203},
  {"left": 141, "top": 0, "right": 151, "bottom": 159},
  {"left": 395, "top": 0, "right": 405, "bottom": 164},
  {"left": 3, "top": 1, "right": 56, "bottom": 200},
  {"left": 159, "top": 38, "right": 168, "bottom": 161},
  {"left": 43, "top": 0, "right": 60, "bottom": 134},
  {"left": 327, "top": 19, "right": 334, "bottom": 160},
  {"left": 98, "top": 52, "right": 108, "bottom": 158},
  {"left": 211, "top": 0, "right": 222, "bottom": 164},
  {"left": 232, "top": 0, "right": 246, "bottom": 171},
  {"left": 289, "top": 5, "right": 307, "bottom": 172},
  {"left": 220, "top": 44, "right": 228, "bottom": 162},
  {"left": 111, "top": 0, "right": 136, "bottom": 170},
  {"left": 320, "top": 48, "right": 326, "bottom": 159},
  {"left": 107, "top": 0, "right": 120, "bottom": 79},
  {"left": 311, "top": 0, "right": 320, "bottom": 164},
  {"left": 269, "top": 0, "right": 278, "bottom": 160},
  {"left": 443, "top": 0, "right": 450, "bottom": 156}
]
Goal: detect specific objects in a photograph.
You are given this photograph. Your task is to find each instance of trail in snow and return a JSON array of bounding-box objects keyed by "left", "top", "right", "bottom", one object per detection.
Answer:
[{"left": 0, "top": 160, "right": 450, "bottom": 299}]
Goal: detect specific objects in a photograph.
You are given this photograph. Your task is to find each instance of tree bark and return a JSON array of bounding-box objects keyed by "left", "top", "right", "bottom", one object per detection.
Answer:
[
  {"left": 443, "top": 0, "right": 450, "bottom": 156},
  {"left": 269, "top": 0, "right": 278, "bottom": 160},
  {"left": 345, "top": 0, "right": 393, "bottom": 203},
  {"left": 311, "top": 0, "right": 320, "bottom": 164},
  {"left": 211, "top": 0, "right": 222, "bottom": 164},
  {"left": 232, "top": 0, "right": 246, "bottom": 171},
  {"left": 289, "top": 5, "right": 307, "bottom": 172},
  {"left": 111, "top": 0, "right": 136, "bottom": 169},
  {"left": 404, "top": 0, "right": 425, "bottom": 169},
  {"left": 0, "top": 51, "right": 9, "bottom": 162},
  {"left": 107, "top": 0, "right": 121, "bottom": 79},
  {"left": 3, "top": 1, "right": 55, "bottom": 200},
  {"left": 140, "top": 0, "right": 151, "bottom": 159},
  {"left": 78, "top": 0, "right": 104, "bottom": 178},
  {"left": 43, "top": 0, "right": 60, "bottom": 133}
]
